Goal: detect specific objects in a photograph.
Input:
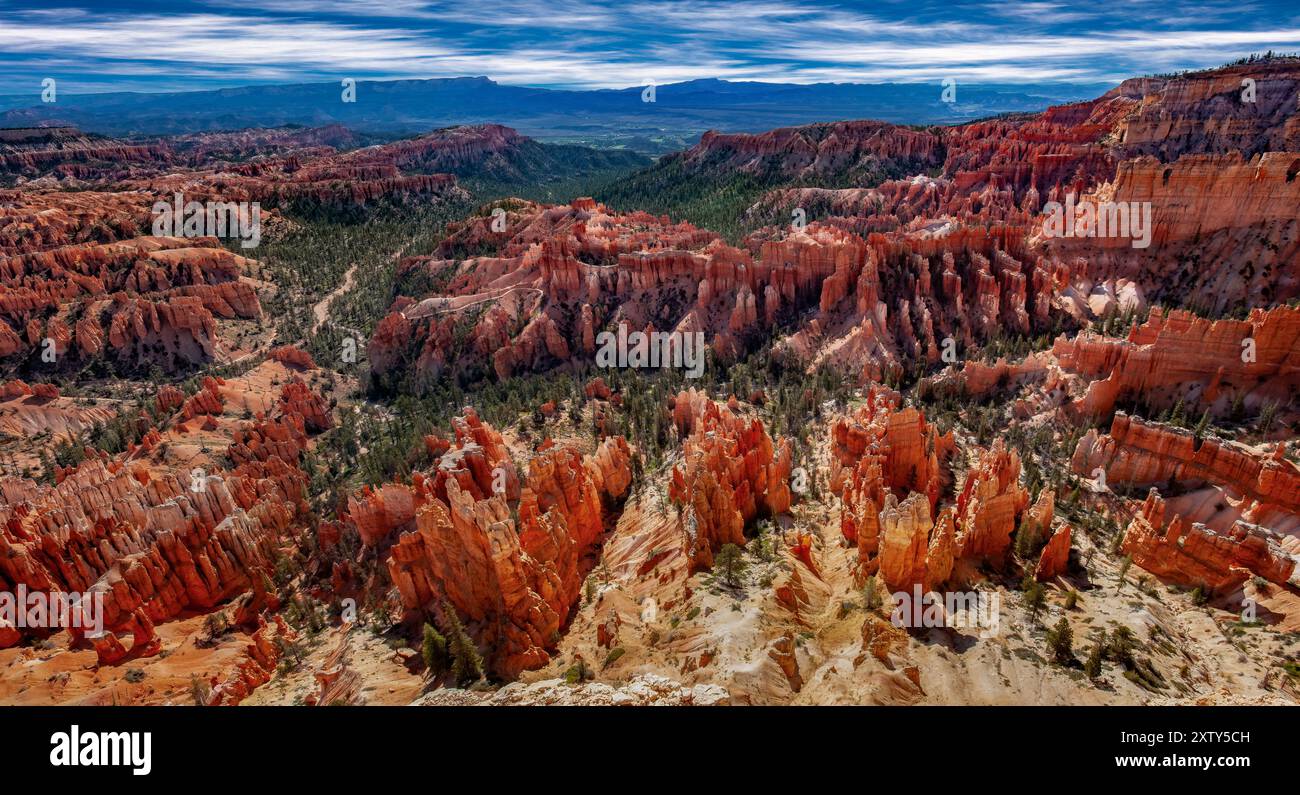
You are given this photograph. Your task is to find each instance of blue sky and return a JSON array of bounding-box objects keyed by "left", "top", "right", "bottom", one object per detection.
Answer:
[{"left": 3, "top": 0, "right": 1300, "bottom": 93}]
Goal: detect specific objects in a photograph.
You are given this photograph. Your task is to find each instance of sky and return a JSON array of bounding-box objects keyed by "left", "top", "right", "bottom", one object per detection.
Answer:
[{"left": 3, "top": 0, "right": 1300, "bottom": 94}]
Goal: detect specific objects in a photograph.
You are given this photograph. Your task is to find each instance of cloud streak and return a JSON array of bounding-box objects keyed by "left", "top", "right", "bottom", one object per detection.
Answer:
[{"left": 0, "top": 0, "right": 1298, "bottom": 93}]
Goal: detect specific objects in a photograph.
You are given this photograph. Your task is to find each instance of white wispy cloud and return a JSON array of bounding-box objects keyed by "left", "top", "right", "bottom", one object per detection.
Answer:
[{"left": 1, "top": 0, "right": 1298, "bottom": 92}]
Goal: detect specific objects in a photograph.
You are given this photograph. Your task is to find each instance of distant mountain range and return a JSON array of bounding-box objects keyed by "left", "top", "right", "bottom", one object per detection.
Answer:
[{"left": 0, "top": 76, "right": 1114, "bottom": 154}]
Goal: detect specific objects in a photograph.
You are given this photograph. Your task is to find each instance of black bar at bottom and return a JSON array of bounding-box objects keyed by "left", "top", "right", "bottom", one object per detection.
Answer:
[{"left": 0, "top": 705, "right": 1287, "bottom": 782}]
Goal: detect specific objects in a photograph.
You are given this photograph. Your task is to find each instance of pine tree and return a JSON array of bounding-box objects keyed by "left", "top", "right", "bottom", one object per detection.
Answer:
[
  {"left": 1022, "top": 575, "right": 1046, "bottom": 623},
  {"left": 1014, "top": 516, "right": 1042, "bottom": 561},
  {"left": 714, "top": 542, "right": 747, "bottom": 588},
  {"left": 1108, "top": 626, "right": 1136, "bottom": 669},
  {"left": 422, "top": 622, "right": 448, "bottom": 677},
  {"left": 1085, "top": 642, "right": 1104, "bottom": 679},
  {"left": 1046, "top": 617, "right": 1074, "bottom": 664},
  {"left": 1229, "top": 391, "right": 1245, "bottom": 421},
  {"left": 1116, "top": 555, "right": 1133, "bottom": 591},
  {"left": 1169, "top": 397, "right": 1186, "bottom": 428},
  {"left": 442, "top": 602, "right": 484, "bottom": 685},
  {"left": 1192, "top": 409, "right": 1211, "bottom": 442}
]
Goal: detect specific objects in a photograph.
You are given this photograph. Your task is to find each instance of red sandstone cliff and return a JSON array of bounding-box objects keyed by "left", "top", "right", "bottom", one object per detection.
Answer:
[
  {"left": 0, "top": 378, "right": 327, "bottom": 662},
  {"left": 667, "top": 390, "right": 792, "bottom": 570},
  {"left": 361, "top": 409, "right": 632, "bottom": 678}
]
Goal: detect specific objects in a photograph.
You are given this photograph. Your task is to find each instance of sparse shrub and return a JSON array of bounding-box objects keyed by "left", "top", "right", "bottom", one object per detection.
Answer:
[
  {"left": 862, "top": 575, "right": 884, "bottom": 612},
  {"left": 1108, "top": 626, "right": 1137, "bottom": 668},
  {"left": 1116, "top": 555, "right": 1133, "bottom": 591},
  {"left": 189, "top": 674, "right": 211, "bottom": 706},
  {"left": 564, "top": 657, "right": 591, "bottom": 684},
  {"left": 1257, "top": 400, "right": 1280, "bottom": 435}
]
